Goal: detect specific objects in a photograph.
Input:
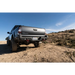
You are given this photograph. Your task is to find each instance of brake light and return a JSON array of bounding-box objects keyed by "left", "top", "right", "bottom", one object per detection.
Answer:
[
  {"left": 18, "top": 27, "right": 21, "bottom": 33},
  {"left": 45, "top": 30, "right": 47, "bottom": 35},
  {"left": 45, "top": 33, "right": 47, "bottom": 35}
]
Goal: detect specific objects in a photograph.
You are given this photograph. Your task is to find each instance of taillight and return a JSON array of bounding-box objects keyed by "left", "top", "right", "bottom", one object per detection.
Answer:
[
  {"left": 45, "top": 30, "right": 47, "bottom": 35},
  {"left": 45, "top": 33, "right": 47, "bottom": 35},
  {"left": 18, "top": 27, "right": 21, "bottom": 33}
]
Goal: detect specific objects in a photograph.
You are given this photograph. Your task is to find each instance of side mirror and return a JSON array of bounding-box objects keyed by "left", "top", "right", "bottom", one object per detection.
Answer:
[{"left": 7, "top": 32, "right": 11, "bottom": 34}]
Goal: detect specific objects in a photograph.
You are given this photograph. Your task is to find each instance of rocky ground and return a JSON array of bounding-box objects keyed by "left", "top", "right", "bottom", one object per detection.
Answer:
[{"left": 0, "top": 41, "right": 75, "bottom": 62}]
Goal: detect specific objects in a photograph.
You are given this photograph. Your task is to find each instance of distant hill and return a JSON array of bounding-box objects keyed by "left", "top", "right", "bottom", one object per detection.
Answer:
[{"left": 46, "top": 29, "right": 75, "bottom": 48}]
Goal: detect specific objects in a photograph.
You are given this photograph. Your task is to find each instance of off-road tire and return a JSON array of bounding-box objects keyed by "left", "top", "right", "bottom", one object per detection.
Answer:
[
  {"left": 11, "top": 39, "right": 17, "bottom": 52},
  {"left": 7, "top": 39, "right": 10, "bottom": 46},
  {"left": 17, "top": 44, "right": 20, "bottom": 48},
  {"left": 34, "top": 42, "right": 39, "bottom": 47}
]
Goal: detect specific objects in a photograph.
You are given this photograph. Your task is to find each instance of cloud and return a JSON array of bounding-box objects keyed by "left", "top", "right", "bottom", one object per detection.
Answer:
[
  {"left": 46, "top": 22, "right": 75, "bottom": 33},
  {"left": 56, "top": 20, "right": 67, "bottom": 26},
  {"left": 46, "top": 29, "right": 57, "bottom": 31},
  {"left": 61, "top": 23, "right": 75, "bottom": 31},
  {"left": 55, "top": 15, "right": 71, "bottom": 27},
  {"left": 46, "top": 29, "right": 58, "bottom": 33},
  {"left": 68, "top": 14, "right": 75, "bottom": 18},
  {"left": 56, "top": 22, "right": 63, "bottom": 26},
  {"left": 46, "top": 14, "right": 75, "bottom": 33}
]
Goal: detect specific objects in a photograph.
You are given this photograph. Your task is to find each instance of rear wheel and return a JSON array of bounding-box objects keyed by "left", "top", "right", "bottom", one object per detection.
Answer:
[
  {"left": 17, "top": 44, "right": 20, "bottom": 48},
  {"left": 11, "top": 39, "right": 17, "bottom": 52},
  {"left": 34, "top": 42, "right": 39, "bottom": 47}
]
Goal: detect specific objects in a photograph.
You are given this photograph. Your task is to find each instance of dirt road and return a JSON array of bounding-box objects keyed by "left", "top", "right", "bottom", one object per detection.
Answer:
[{"left": 0, "top": 41, "right": 75, "bottom": 62}]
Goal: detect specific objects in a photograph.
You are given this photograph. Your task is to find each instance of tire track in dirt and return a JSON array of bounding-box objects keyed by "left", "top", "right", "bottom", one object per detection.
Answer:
[{"left": 0, "top": 44, "right": 11, "bottom": 55}]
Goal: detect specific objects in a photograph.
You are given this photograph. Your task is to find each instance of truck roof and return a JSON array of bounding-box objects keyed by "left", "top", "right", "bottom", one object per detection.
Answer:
[
  {"left": 15, "top": 25, "right": 45, "bottom": 29},
  {"left": 15, "top": 25, "right": 24, "bottom": 27}
]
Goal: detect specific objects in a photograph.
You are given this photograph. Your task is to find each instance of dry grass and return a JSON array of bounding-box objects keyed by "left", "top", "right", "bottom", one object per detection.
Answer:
[{"left": 46, "top": 29, "right": 75, "bottom": 49}]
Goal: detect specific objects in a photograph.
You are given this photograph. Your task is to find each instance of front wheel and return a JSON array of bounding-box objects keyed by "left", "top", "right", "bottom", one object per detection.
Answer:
[
  {"left": 7, "top": 39, "right": 11, "bottom": 46},
  {"left": 11, "top": 39, "right": 17, "bottom": 52},
  {"left": 34, "top": 42, "right": 39, "bottom": 47}
]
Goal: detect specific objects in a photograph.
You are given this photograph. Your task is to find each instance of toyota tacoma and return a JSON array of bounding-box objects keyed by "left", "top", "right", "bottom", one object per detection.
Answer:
[{"left": 6, "top": 25, "right": 48, "bottom": 51}]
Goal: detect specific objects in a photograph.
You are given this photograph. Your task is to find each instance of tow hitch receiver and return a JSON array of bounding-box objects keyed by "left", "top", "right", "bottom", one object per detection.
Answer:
[
  {"left": 25, "top": 39, "right": 30, "bottom": 45},
  {"left": 42, "top": 39, "right": 45, "bottom": 41},
  {"left": 26, "top": 39, "right": 29, "bottom": 42}
]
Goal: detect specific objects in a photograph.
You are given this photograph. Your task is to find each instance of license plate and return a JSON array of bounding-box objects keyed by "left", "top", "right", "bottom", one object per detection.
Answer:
[{"left": 32, "top": 37, "right": 38, "bottom": 40}]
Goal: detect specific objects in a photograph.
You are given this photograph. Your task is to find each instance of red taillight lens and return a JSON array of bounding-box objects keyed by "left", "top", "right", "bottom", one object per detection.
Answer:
[
  {"left": 45, "top": 30, "right": 47, "bottom": 35},
  {"left": 18, "top": 27, "right": 21, "bottom": 33},
  {"left": 45, "top": 33, "right": 47, "bottom": 35}
]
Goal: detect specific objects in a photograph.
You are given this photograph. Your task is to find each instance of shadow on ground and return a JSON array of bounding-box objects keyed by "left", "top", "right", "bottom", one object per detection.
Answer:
[
  {"left": 17, "top": 46, "right": 35, "bottom": 52},
  {"left": 0, "top": 44, "right": 35, "bottom": 55}
]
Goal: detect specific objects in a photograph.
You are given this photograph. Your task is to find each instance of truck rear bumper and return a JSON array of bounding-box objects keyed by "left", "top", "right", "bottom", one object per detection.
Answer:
[
  {"left": 20, "top": 35, "right": 47, "bottom": 41},
  {"left": 15, "top": 35, "right": 48, "bottom": 42}
]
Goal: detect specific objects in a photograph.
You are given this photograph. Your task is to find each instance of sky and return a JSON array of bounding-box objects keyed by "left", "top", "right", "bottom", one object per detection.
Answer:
[{"left": 0, "top": 13, "right": 75, "bottom": 41}]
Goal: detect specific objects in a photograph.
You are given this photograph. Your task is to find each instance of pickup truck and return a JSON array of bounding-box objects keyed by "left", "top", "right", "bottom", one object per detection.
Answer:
[{"left": 7, "top": 25, "right": 48, "bottom": 51}]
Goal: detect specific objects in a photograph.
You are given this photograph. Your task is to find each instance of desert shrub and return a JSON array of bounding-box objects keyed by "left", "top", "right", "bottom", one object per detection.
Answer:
[
  {"left": 33, "top": 61, "right": 37, "bottom": 65},
  {"left": 65, "top": 40, "right": 69, "bottom": 43},
  {"left": 42, "top": 41, "right": 48, "bottom": 44},
  {"left": 58, "top": 31, "right": 61, "bottom": 33},
  {"left": 56, "top": 39, "right": 61, "bottom": 42},
  {"left": 73, "top": 51, "right": 75, "bottom": 57},
  {"left": 69, "top": 30, "right": 74, "bottom": 33},
  {"left": 66, "top": 43, "right": 71, "bottom": 46},
  {"left": 57, "top": 42, "right": 62, "bottom": 46},
  {"left": 54, "top": 32, "right": 57, "bottom": 33},
  {"left": 71, "top": 39, "right": 75, "bottom": 44},
  {"left": 70, "top": 45, "right": 75, "bottom": 48},
  {"left": 47, "top": 29, "right": 75, "bottom": 48},
  {"left": 66, "top": 40, "right": 71, "bottom": 43},
  {"left": 66, "top": 37, "right": 70, "bottom": 40},
  {"left": 70, "top": 34, "right": 74, "bottom": 36}
]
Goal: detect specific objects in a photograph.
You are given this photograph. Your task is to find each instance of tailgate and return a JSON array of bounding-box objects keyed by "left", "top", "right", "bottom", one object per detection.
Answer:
[{"left": 21, "top": 26, "right": 45, "bottom": 35}]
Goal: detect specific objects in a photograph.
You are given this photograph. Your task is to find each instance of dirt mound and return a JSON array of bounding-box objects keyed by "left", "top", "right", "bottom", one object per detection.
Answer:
[
  {"left": 47, "top": 29, "right": 75, "bottom": 48},
  {"left": 0, "top": 41, "right": 75, "bottom": 62}
]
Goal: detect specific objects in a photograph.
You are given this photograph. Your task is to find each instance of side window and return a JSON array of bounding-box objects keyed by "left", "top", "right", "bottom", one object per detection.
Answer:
[
  {"left": 11, "top": 26, "right": 17, "bottom": 32},
  {"left": 11, "top": 28, "right": 14, "bottom": 33},
  {"left": 14, "top": 26, "right": 18, "bottom": 30}
]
